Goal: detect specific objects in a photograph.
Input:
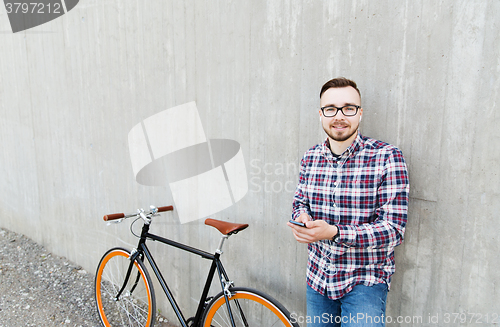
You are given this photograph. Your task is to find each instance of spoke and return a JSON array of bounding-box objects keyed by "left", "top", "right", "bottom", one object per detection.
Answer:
[
  {"left": 101, "top": 280, "right": 119, "bottom": 298},
  {"left": 116, "top": 298, "right": 146, "bottom": 326},
  {"left": 234, "top": 300, "right": 248, "bottom": 327},
  {"left": 214, "top": 303, "right": 231, "bottom": 327},
  {"left": 206, "top": 295, "right": 291, "bottom": 327},
  {"left": 128, "top": 300, "right": 149, "bottom": 320}
]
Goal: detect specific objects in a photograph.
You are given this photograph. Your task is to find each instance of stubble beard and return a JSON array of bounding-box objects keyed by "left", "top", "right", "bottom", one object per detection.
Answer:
[{"left": 323, "top": 122, "right": 359, "bottom": 142}]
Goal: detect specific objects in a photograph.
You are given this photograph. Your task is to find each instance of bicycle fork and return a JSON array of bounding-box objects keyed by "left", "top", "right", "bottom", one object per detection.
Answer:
[{"left": 113, "top": 249, "right": 142, "bottom": 301}]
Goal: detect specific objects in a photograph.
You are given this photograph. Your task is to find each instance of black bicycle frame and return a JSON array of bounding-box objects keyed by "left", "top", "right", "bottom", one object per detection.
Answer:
[{"left": 116, "top": 222, "right": 236, "bottom": 327}]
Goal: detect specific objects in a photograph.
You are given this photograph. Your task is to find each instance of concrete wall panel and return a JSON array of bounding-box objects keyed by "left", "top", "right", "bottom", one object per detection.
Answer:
[{"left": 1, "top": 1, "right": 499, "bottom": 325}]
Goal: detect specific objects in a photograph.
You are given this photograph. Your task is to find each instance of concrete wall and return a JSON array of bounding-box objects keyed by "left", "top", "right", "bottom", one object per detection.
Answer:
[{"left": 1, "top": 0, "right": 499, "bottom": 325}]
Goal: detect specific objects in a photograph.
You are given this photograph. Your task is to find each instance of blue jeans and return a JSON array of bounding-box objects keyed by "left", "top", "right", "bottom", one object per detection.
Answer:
[{"left": 306, "top": 283, "right": 388, "bottom": 327}]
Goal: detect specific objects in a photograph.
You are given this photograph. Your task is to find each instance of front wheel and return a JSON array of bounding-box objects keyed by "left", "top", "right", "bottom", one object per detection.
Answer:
[
  {"left": 201, "top": 287, "right": 299, "bottom": 327},
  {"left": 95, "top": 247, "right": 156, "bottom": 327}
]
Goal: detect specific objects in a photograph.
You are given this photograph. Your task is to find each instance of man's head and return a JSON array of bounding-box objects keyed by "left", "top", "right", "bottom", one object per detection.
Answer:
[{"left": 319, "top": 77, "right": 363, "bottom": 147}]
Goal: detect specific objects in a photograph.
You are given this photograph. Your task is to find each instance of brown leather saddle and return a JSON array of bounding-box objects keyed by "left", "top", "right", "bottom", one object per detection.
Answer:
[{"left": 205, "top": 218, "right": 249, "bottom": 235}]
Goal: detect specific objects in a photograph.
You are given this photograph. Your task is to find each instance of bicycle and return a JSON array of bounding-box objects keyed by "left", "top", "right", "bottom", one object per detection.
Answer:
[{"left": 94, "top": 205, "right": 300, "bottom": 327}]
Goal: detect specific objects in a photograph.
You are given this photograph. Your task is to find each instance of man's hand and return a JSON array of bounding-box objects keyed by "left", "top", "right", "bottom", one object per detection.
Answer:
[{"left": 287, "top": 213, "right": 338, "bottom": 244}]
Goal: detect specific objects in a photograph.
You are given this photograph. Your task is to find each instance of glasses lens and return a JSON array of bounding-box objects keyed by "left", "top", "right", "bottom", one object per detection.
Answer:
[
  {"left": 322, "top": 107, "right": 338, "bottom": 117},
  {"left": 342, "top": 105, "right": 358, "bottom": 116}
]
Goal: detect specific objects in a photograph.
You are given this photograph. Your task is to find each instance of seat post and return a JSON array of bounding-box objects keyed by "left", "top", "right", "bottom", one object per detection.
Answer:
[{"left": 216, "top": 234, "right": 229, "bottom": 254}]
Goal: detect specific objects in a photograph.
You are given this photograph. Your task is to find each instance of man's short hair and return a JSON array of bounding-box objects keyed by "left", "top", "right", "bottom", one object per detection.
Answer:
[{"left": 320, "top": 77, "right": 361, "bottom": 99}]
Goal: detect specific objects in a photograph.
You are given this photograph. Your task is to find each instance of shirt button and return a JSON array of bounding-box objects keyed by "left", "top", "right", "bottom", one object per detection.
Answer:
[{"left": 333, "top": 203, "right": 336, "bottom": 207}]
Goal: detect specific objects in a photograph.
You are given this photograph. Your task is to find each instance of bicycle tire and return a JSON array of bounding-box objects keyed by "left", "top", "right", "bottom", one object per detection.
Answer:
[
  {"left": 95, "top": 247, "right": 156, "bottom": 327},
  {"left": 201, "top": 287, "right": 299, "bottom": 327}
]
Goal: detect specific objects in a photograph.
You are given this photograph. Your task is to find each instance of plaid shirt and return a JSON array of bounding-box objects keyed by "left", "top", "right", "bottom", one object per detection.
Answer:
[{"left": 292, "top": 133, "right": 409, "bottom": 300}]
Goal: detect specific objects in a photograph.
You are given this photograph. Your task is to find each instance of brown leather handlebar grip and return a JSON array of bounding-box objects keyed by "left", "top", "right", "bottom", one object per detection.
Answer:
[
  {"left": 103, "top": 213, "right": 125, "bottom": 221},
  {"left": 157, "top": 205, "right": 174, "bottom": 212}
]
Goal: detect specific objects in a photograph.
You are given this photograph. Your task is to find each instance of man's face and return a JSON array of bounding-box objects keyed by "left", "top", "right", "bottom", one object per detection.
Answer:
[{"left": 319, "top": 86, "right": 363, "bottom": 143}]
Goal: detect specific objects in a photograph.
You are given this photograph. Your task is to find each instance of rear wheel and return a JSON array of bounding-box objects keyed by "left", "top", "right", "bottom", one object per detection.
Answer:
[
  {"left": 95, "top": 247, "right": 156, "bottom": 327},
  {"left": 201, "top": 287, "right": 298, "bottom": 327}
]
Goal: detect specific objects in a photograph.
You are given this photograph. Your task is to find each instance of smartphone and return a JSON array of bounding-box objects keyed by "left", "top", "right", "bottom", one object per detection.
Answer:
[{"left": 289, "top": 219, "right": 306, "bottom": 228}]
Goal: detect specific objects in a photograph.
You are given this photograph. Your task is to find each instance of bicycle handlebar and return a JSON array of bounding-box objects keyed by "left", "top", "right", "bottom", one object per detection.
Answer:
[
  {"left": 103, "top": 213, "right": 125, "bottom": 221},
  {"left": 158, "top": 205, "right": 174, "bottom": 212},
  {"left": 103, "top": 205, "right": 174, "bottom": 221}
]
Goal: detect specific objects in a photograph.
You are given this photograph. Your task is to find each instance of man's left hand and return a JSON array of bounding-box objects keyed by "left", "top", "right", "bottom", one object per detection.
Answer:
[{"left": 288, "top": 219, "right": 338, "bottom": 244}]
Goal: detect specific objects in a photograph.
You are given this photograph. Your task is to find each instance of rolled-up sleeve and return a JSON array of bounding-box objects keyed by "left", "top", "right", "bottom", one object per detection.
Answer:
[
  {"left": 336, "top": 149, "right": 409, "bottom": 248},
  {"left": 292, "top": 157, "right": 312, "bottom": 220}
]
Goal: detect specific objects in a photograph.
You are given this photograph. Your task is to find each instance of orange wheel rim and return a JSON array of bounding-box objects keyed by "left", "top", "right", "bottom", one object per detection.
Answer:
[
  {"left": 204, "top": 291, "right": 291, "bottom": 327},
  {"left": 96, "top": 250, "right": 153, "bottom": 327}
]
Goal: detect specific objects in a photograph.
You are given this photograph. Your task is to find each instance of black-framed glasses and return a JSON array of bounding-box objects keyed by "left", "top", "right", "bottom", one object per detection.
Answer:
[{"left": 320, "top": 105, "right": 360, "bottom": 117}]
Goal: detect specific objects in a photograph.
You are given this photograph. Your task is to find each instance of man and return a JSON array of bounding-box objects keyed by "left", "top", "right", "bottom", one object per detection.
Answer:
[{"left": 288, "top": 77, "right": 409, "bottom": 326}]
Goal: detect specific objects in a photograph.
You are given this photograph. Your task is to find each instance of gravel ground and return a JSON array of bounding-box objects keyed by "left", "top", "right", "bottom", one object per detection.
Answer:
[{"left": 0, "top": 228, "right": 175, "bottom": 327}]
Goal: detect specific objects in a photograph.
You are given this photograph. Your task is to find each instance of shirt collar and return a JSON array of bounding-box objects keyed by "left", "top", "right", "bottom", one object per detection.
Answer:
[{"left": 322, "top": 133, "right": 363, "bottom": 159}]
